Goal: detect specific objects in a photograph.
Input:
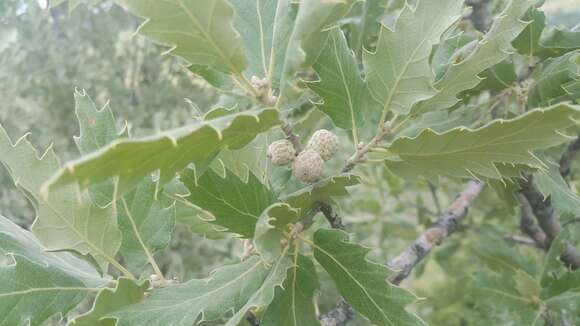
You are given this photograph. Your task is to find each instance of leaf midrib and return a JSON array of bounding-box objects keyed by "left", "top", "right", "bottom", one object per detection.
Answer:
[
  {"left": 176, "top": 0, "right": 241, "bottom": 74},
  {"left": 310, "top": 238, "right": 394, "bottom": 325}
]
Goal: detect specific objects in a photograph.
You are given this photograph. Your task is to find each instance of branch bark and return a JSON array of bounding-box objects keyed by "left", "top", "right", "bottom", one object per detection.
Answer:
[
  {"left": 388, "top": 180, "right": 484, "bottom": 285},
  {"left": 518, "top": 138, "right": 580, "bottom": 269},
  {"left": 559, "top": 136, "right": 580, "bottom": 179}
]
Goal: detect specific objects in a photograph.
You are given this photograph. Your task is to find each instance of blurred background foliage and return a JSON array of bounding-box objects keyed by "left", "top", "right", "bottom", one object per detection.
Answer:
[{"left": 0, "top": 0, "right": 579, "bottom": 325}]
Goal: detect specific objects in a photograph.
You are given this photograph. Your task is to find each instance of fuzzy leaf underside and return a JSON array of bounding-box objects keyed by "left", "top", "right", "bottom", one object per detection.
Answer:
[
  {"left": 385, "top": 104, "right": 580, "bottom": 180},
  {"left": 0, "top": 215, "right": 105, "bottom": 287},
  {"left": 45, "top": 108, "right": 279, "bottom": 196},
  {"left": 72, "top": 91, "right": 176, "bottom": 274},
  {"left": 0, "top": 125, "right": 121, "bottom": 271},
  {"left": 118, "top": 179, "right": 176, "bottom": 274},
  {"left": 110, "top": 256, "right": 286, "bottom": 326},
  {"left": 180, "top": 167, "right": 276, "bottom": 238},
  {"left": 0, "top": 255, "right": 90, "bottom": 326},
  {"left": 313, "top": 229, "right": 425, "bottom": 326},
  {"left": 117, "top": 0, "right": 247, "bottom": 74},
  {"left": 413, "top": 0, "right": 535, "bottom": 114},
  {"left": 364, "top": 0, "right": 463, "bottom": 116}
]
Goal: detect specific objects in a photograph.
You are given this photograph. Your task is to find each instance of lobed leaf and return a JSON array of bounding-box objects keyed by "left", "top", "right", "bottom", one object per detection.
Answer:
[
  {"left": 528, "top": 51, "right": 580, "bottom": 108},
  {"left": 72, "top": 278, "right": 149, "bottom": 326},
  {"left": 117, "top": 0, "right": 247, "bottom": 74},
  {"left": 253, "top": 203, "right": 300, "bottom": 262},
  {"left": 312, "top": 228, "right": 424, "bottom": 325},
  {"left": 282, "top": 174, "right": 359, "bottom": 214},
  {"left": 0, "top": 255, "right": 94, "bottom": 326},
  {"left": 110, "top": 256, "right": 290, "bottom": 326},
  {"left": 180, "top": 167, "right": 276, "bottom": 238},
  {"left": 385, "top": 104, "right": 580, "bottom": 180},
  {"left": 261, "top": 253, "right": 320, "bottom": 326},
  {"left": 0, "top": 215, "right": 105, "bottom": 287},
  {"left": 534, "top": 157, "right": 580, "bottom": 217},
  {"left": 413, "top": 0, "right": 535, "bottom": 114},
  {"left": 278, "top": 0, "right": 356, "bottom": 102},
  {"left": 118, "top": 179, "right": 176, "bottom": 274},
  {"left": 45, "top": 107, "right": 279, "bottom": 196},
  {"left": 0, "top": 125, "right": 121, "bottom": 271},
  {"left": 73, "top": 89, "right": 125, "bottom": 207},
  {"left": 364, "top": 0, "right": 463, "bottom": 116},
  {"left": 307, "top": 28, "right": 370, "bottom": 132}
]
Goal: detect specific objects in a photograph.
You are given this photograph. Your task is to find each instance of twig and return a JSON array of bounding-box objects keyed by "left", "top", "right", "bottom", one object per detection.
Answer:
[
  {"left": 518, "top": 137, "right": 580, "bottom": 269},
  {"left": 559, "top": 137, "right": 580, "bottom": 179},
  {"left": 517, "top": 194, "right": 548, "bottom": 249},
  {"left": 503, "top": 235, "right": 542, "bottom": 248},
  {"left": 320, "top": 300, "right": 354, "bottom": 326},
  {"left": 427, "top": 181, "right": 442, "bottom": 216},
  {"left": 281, "top": 120, "right": 302, "bottom": 153},
  {"left": 318, "top": 202, "right": 345, "bottom": 230},
  {"left": 388, "top": 180, "right": 484, "bottom": 285}
]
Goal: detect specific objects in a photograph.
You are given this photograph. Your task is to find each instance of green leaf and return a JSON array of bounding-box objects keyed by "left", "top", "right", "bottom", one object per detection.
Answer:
[
  {"left": 73, "top": 89, "right": 125, "bottom": 207},
  {"left": 512, "top": 5, "right": 545, "bottom": 57},
  {"left": 45, "top": 107, "right": 279, "bottom": 195},
  {"left": 396, "top": 105, "right": 479, "bottom": 139},
  {"left": 364, "top": 0, "right": 463, "bottom": 116},
  {"left": 160, "top": 179, "right": 225, "bottom": 239},
  {"left": 471, "top": 230, "right": 538, "bottom": 276},
  {"left": 110, "top": 256, "right": 289, "bottom": 325},
  {"left": 537, "top": 26, "right": 580, "bottom": 58},
  {"left": 306, "top": 28, "right": 369, "bottom": 132},
  {"left": 312, "top": 228, "right": 424, "bottom": 326},
  {"left": 229, "top": 0, "right": 278, "bottom": 78},
  {"left": 117, "top": 0, "right": 247, "bottom": 74},
  {"left": 384, "top": 104, "right": 580, "bottom": 180},
  {"left": 224, "top": 252, "right": 292, "bottom": 326},
  {"left": 254, "top": 203, "right": 300, "bottom": 262},
  {"left": 261, "top": 254, "right": 320, "bottom": 326},
  {"left": 475, "top": 60, "right": 518, "bottom": 92},
  {"left": 0, "top": 255, "right": 95, "bottom": 326},
  {"left": 72, "top": 278, "right": 149, "bottom": 326},
  {"left": 279, "top": 0, "right": 356, "bottom": 102},
  {"left": 118, "top": 178, "right": 176, "bottom": 274},
  {"left": 282, "top": 174, "right": 359, "bottom": 214},
  {"left": 528, "top": 51, "right": 580, "bottom": 108},
  {"left": 413, "top": 0, "right": 535, "bottom": 114},
  {"left": 542, "top": 270, "right": 580, "bottom": 311},
  {"left": 514, "top": 270, "right": 541, "bottom": 299},
  {"left": 471, "top": 272, "right": 540, "bottom": 325},
  {"left": 180, "top": 168, "right": 276, "bottom": 238},
  {"left": 0, "top": 125, "right": 121, "bottom": 271},
  {"left": 534, "top": 157, "right": 580, "bottom": 217},
  {"left": 0, "top": 215, "right": 105, "bottom": 287}
]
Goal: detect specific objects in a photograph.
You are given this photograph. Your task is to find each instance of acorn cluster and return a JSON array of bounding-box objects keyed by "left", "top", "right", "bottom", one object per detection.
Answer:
[{"left": 267, "top": 129, "right": 338, "bottom": 183}]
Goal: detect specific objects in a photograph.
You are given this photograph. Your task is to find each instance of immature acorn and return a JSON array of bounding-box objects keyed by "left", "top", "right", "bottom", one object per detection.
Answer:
[
  {"left": 307, "top": 129, "right": 338, "bottom": 161},
  {"left": 293, "top": 149, "right": 324, "bottom": 182},
  {"left": 267, "top": 139, "right": 296, "bottom": 166}
]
